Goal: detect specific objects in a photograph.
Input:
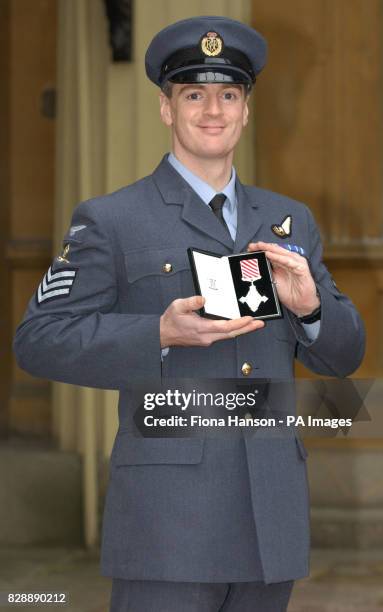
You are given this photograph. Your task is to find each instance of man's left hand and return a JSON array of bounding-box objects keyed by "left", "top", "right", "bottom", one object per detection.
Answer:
[{"left": 248, "top": 241, "right": 320, "bottom": 317}]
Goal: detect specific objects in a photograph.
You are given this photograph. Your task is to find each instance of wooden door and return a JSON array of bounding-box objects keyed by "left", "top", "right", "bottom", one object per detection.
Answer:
[
  {"left": 0, "top": 0, "right": 57, "bottom": 437},
  {"left": 252, "top": 0, "right": 382, "bottom": 381}
]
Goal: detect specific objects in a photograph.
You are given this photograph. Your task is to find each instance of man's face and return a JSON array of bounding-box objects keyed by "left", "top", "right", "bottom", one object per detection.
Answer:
[{"left": 159, "top": 83, "right": 249, "bottom": 162}]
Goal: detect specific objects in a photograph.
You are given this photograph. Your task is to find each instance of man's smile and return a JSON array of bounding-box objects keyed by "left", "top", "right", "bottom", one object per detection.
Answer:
[{"left": 197, "top": 125, "right": 226, "bottom": 134}]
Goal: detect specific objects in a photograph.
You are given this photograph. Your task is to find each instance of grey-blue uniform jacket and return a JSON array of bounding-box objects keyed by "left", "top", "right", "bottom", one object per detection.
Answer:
[{"left": 14, "top": 156, "right": 365, "bottom": 584}]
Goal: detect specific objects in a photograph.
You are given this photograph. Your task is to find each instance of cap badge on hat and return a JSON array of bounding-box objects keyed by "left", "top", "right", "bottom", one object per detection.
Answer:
[{"left": 200, "top": 31, "right": 223, "bottom": 57}]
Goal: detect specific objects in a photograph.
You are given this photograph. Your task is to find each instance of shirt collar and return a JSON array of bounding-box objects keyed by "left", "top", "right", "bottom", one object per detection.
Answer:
[{"left": 168, "top": 152, "right": 237, "bottom": 213}]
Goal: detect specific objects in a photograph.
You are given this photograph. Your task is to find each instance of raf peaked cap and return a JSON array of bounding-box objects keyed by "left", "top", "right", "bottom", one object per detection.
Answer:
[{"left": 145, "top": 16, "right": 267, "bottom": 89}]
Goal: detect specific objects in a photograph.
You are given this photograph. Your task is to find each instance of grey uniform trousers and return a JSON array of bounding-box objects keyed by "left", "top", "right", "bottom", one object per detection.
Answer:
[{"left": 110, "top": 579, "right": 294, "bottom": 611}]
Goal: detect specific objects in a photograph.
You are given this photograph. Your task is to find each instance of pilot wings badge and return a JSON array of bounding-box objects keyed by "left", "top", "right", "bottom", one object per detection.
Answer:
[{"left": 271, "top": 215, "right": 292, "bottom": 238}]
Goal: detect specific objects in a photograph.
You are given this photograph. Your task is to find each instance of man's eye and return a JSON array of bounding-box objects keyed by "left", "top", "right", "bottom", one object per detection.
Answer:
[
  {"left": 223, "top": 92, "right": 237, "bottom": 100},
  {"left": 186, "top": 92, "right": 202, "bottom": 100}
]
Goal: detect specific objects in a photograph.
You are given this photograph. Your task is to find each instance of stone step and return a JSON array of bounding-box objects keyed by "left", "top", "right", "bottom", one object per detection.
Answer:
[
  {"left": 307, "top": 447, "right": 383, "bottom": 548},
  {"left": 0, "top": 444, "right": 82, "bottom": 546}
]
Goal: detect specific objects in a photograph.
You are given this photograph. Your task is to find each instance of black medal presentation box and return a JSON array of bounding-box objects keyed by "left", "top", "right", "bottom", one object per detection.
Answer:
[{"left": 188, "top": 248, "right": 282, "bottom": 321}]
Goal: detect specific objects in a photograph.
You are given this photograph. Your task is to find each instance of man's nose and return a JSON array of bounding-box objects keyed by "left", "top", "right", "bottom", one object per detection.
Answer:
[{"left": 203, "top": 94, "right": 222, "bottom": 115}]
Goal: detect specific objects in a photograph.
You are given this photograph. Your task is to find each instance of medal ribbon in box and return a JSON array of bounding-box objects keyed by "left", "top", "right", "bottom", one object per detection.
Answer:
[{"left": 240, "top": 258, "right": 261, "bottom": 283}]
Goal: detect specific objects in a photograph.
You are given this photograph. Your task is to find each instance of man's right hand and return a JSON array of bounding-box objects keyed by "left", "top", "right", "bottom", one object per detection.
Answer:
[{"left": 160, "top": 296, "right": 265, "bottom": 348}]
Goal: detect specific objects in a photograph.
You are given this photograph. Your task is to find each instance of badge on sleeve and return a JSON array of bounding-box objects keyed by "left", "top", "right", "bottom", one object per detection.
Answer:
[
  {"left": 57, "top": 244, "right": 70, "bottom": 263},
  {"left": 36, "top": 266, "right": 77, "bottom": 305},
  {"left": 69, "top": 224, "right": 87, "bottom": 237}
]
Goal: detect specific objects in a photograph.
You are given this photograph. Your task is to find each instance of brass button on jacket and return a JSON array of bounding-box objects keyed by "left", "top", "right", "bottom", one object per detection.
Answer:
[
  {"left": 162, "top": 263, "right": 173, "bottom": 273},
  {"left": 241, "top": 362, "right": 252, "bottom": 376}
]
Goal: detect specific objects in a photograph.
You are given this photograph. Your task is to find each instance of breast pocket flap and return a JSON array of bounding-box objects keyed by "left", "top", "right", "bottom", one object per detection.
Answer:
[{"left": 125, "top": 247, "right": 190, "bottom": 283}]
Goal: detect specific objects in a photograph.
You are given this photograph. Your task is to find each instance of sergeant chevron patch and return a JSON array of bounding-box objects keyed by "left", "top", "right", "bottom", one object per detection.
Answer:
[{"left": 36, "top": 266, "right": 77, "bottom": 305}]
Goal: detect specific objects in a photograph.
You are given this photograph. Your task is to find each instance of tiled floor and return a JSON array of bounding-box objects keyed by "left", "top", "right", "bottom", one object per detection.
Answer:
[{"left": 0, "top": 548, "right": 382, "bottom": 611}]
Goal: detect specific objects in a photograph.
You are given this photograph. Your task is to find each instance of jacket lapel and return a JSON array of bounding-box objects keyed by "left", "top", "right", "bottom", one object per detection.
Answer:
[
  {"left": 181, "top": 189, "right": 233, "bottom": 249},
  {"left": 152, "top": 156, "right": 233, "bottom": 250},
  {"left": 234, "top": 178, "right": 263, "bottom": 253}
]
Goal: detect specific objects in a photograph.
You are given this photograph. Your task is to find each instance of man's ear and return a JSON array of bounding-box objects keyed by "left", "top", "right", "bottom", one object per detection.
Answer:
[
  {"left": 159, "top": 92, "right": 173, "bottom": 127},
  {"left": 243, "top": 99, "right": 249, "bottom": 127}
]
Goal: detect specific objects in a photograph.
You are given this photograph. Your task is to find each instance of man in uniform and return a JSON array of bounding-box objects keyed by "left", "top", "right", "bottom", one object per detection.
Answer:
[{"left": 14, "top": 16, "right": 365, "bottom": 612}]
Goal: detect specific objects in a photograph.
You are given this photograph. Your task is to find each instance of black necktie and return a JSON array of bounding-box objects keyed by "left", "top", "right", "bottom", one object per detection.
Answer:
[{"left": 209, "top": 193, "right": 231, "bottom": 236}]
